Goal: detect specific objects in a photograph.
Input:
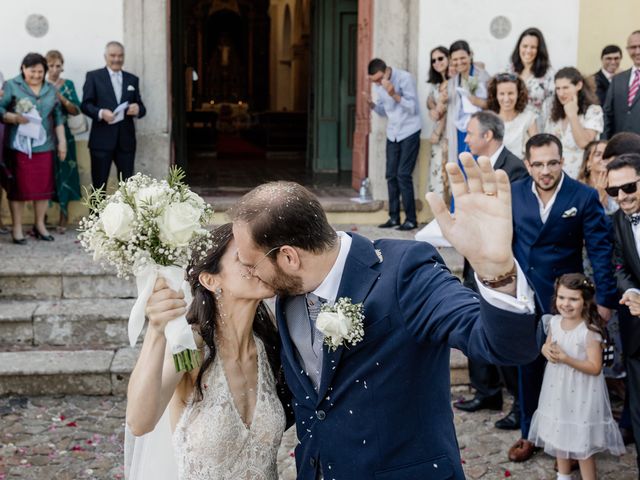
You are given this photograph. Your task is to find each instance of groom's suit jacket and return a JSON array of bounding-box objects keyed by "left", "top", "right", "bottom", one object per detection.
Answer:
[
  {"left": 276, "top": 233, "right": 538, "bottom": 480},
  {"left": 511, "top": 174, "right": 618, "bottom": 312},
  {"left": 612, "top": 209, "right": 640, "bottom": 357}
]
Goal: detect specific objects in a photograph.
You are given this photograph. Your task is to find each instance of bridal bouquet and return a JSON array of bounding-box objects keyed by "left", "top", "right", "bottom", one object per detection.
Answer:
[{"left": 78, "top": 167, "right": 214, "bottom": 372}]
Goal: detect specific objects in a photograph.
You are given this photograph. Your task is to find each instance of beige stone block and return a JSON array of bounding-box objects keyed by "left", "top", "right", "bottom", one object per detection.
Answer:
[{"left": 0, "top": 276, "right": 62, "bottom": 300}]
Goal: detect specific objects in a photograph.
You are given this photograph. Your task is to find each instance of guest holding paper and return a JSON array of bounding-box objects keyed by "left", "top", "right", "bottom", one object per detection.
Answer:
[
  {"left": 46, "top": 50, "right": 82, "bottom": 234},
  {"left": 0, "top": 53, "right": 66, "bottom": 245},
  {"left": 81, "top": 41, "right": 146, "bottom": 191}
]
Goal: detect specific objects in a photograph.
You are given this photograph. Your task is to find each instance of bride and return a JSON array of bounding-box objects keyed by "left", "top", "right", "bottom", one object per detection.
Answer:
[{"left": 125, "top": 223, "right": 293, "bottom": 479}]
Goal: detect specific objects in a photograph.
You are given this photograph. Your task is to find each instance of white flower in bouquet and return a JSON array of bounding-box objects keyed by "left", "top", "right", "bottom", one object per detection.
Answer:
[
  {"left": 78, "top": 167, "right": 214, "bottom": 372},
  {"left": 15, "top": 98, "right": 35, "bottom": 114},
  {"left": 158, "top": 201, "right": 202, "bottom": 247},
  {"left": 101, "top": 201, "right": 135, "bottom": 241}
]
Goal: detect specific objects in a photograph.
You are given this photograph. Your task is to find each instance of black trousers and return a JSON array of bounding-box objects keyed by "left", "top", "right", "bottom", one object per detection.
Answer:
[
  {"left": 385, "top": 130, "right": 420, "bottom": 224},
  {"left": 90, "top": 148, "right": 135, "bottom": 190}
]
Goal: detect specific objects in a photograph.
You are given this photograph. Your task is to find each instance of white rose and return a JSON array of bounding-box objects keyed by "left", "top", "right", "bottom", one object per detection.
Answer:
[
  {"left": 316, "top": 307, "right": 351, "bottom": 340},
  {"left": 134, "top": 185, "right": 165, "bottom": 208},
  {"left": 184, "top": 191, "right": 206, "bottom": 209},
  {"left": 157, "top": 202, "right": 201, "bottom": 247},
  {"left": 101, "top": 202, "right": 135, "bottom": 241}
]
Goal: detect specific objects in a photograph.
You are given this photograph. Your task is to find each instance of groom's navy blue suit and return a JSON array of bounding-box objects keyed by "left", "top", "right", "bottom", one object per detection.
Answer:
[
  {"left": 276, "top": 233, "right": 539, "bottom": 479},
  {"left": 511, "top": 174, "right": 617, "bottom": 438}
]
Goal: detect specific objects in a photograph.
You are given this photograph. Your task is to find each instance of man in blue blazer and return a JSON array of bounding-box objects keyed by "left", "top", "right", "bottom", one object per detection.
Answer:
[
  {"left": 507, "top": 133, "right": 618, "bottom": 462},
  {"left": 231, "top": 154, "right": 539, "bottom": 479},
  {"left": 81, "top": 41, "right": 146, "bottom": 190}
]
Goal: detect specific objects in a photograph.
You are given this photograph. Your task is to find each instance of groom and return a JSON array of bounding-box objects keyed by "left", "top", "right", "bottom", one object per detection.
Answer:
[{"left": 230, "top": 154, "right": 539, "bottom": 479}]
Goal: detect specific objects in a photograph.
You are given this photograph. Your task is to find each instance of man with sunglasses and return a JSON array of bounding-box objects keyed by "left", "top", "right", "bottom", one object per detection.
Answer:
[
  {"left": 606, "top": 152, "right": 640, "bottom": 472},
  {"left": 507, "top": 133, "right": 618, "bottom": 462}
]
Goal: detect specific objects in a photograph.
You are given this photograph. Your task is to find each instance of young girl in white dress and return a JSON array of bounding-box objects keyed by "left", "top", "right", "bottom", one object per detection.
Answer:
[{"left": 528, "top": 273, "right": 625, "bottom": 480}]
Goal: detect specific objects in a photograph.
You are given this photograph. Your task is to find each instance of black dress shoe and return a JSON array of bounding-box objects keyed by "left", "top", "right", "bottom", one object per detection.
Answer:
[
  {"left": 495, "top": 410, "right": 520, "bottom": 430},
  {"left": 378, "top": 219, "right": 400, "bottom": 228},
  {"left": 32, "top": 227, "right": 54, "bottom": 241},
  {"left": 396, "top": 221, "right": 417, "bottom": 231},
  {"left": 453, "top": 395, "right": 502, "bottom": 412},
  {"left": 12, "top": 236, "right": 27, "bottom": 245}
]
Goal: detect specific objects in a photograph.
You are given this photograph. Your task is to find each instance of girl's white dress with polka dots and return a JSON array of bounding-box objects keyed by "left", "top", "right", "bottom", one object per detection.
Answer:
[{"left": 528, "top": 315, "right": 625, "bottom": 459}]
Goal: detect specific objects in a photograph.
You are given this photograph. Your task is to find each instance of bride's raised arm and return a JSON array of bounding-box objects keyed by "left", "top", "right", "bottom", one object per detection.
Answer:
[{"left": 126, "top": 277, "right": 191, "bottom": 436}]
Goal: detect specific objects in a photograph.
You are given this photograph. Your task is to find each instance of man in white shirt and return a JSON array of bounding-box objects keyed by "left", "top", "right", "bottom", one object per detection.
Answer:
[
  {"left": 508, "top": 133, "right": 618, "bottom": 462},
  {"left": 606, "top": 152, "right": 640, "bottom": 470},
  {"left": 365, "top": 58, "right": 421, "bottom": 231},
  {"left": 81, "top": 41, "right": 146, "bottom": 190}
]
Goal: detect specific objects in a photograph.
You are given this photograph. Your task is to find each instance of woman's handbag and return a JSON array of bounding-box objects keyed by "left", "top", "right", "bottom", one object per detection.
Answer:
[{"left": 67, "top": 113, "right": 88, "bottom": 135}]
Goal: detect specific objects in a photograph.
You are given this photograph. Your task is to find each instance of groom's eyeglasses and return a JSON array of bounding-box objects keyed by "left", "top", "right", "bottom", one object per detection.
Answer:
[
  {"left": 605, "top": 179, "right": 640, "bottom": 197},
  {"left": 240, "top": 246, "right": 281, "bottom": 279}
]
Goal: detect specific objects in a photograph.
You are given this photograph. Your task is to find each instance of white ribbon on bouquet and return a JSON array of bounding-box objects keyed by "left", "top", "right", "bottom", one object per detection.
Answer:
[{"left": 127, "top": 261, "right": 197, "bottom": 353}]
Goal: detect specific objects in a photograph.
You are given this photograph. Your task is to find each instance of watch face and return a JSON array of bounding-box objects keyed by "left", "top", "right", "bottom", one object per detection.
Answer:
[{"left": 25, "top": 14, "right": 49, "bottom": 38}]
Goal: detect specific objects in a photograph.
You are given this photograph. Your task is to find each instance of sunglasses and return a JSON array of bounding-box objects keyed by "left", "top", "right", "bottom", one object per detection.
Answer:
[
  {"left": 431, "top": 56, "right": 446, "bottom": 64},
  {"left": 605, "top": 180, "right": 640, "bottom": 197},
  {"left": 495, "top": 73, "right": 518, "bottom": 82}
]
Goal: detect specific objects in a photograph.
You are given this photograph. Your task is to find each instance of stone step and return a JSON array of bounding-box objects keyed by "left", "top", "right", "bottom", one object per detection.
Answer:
[
  {"left": 0, "top": 299, "right": 137, "bottom": 348},
  {"left": 0, "top": 348, "right": 138, "bottom": 396},
  {"left": 0, "top": 346, "right": 467, "bottom": 396},
  {"left": 0, "top": 253, "right": 135, "bottom": 300}
]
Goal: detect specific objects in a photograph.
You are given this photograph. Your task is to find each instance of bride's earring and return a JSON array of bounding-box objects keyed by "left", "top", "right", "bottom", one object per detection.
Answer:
[
  {"left": 214, "top": 287, "right": 227, "bottom": 324},
  {"left": 214, "top": 287, "right": 222, "bottom": 299}
]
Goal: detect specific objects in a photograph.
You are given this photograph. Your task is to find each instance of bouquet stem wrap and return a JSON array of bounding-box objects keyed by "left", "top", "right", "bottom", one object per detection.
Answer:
[{"left": 128, "top": 262, "right": 200, "bottom": 372}]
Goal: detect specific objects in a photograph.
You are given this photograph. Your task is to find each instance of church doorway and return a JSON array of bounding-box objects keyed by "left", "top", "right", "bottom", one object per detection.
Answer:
[{"left": 170, "top": 0, "right": 360, "bottom": 192}]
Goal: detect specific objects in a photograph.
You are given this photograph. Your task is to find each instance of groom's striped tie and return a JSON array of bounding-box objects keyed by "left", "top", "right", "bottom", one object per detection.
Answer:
[
  {"left": 306, "top": 293, "right": 325, "bottom": 389},
  {"left": 629, "top": 70, "right": 640, "bottom": 107}
]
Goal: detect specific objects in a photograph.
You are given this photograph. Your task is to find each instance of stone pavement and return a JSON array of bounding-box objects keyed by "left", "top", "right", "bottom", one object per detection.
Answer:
[{"left": 0, "top": 392, "right": 636, "bottom": 479}]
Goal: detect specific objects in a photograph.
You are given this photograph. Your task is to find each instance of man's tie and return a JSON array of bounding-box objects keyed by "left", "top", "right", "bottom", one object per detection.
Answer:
[
  {"left": 627, "top": 212, "right": 640, "bottom": 226},
  {"left": 112, "top": 72, "right": 122, "bottom": 103},
  {"left": 305, "top": 293, "right": 325, "bottom": 389},
  {"left": 628, "top": 70, "right": 640, "bottom": 107}
]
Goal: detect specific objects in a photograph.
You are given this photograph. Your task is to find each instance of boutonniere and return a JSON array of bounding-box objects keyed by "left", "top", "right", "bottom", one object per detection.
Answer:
[
  {"left": 127, "top": 85, "right": 135, "bottom": 91},
  {"left": 562, "top": 207, "right": 577, "bottom": 218},
  {"left": 375, "top": 249, "right": 383, "bottom": 263},
  {"left": 316, "top": 297, "right": 365, "bottom": 352}
]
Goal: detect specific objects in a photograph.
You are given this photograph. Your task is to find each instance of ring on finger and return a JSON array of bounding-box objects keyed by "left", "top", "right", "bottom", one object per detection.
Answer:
[{"left": 484, "top": 191, "right": 496, "bottom": 196}]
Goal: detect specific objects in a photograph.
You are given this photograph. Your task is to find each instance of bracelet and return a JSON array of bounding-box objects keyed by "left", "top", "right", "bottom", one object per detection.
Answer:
[{"left": 479, "top": 264, "right": 517, "bottom": 288}]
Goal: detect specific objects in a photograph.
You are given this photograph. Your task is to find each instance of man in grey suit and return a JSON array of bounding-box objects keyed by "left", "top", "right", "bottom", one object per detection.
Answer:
[{"left": 604, "top": 31, "right": 640, "bottom": 139}]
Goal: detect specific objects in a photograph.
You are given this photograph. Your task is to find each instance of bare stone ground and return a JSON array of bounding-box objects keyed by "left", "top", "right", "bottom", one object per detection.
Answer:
[{"left": 0, "top": 393, "right": 636, "bottom": 479}]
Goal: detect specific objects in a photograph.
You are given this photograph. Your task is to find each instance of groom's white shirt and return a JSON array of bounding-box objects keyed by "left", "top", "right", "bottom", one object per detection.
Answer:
[{"left": 309, "top": 231, "right": 535, "bottom": 313}]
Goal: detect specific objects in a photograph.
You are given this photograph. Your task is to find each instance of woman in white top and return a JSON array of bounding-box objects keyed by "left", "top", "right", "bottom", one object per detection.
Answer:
[
  {"left": 506, "top": 28, "right": 555, "bottom": 130},
  {"left": 544, "top": 67, "right": 603, "bottom": 179},
  {"left": 486, "top": 73, "right": 538, "bottom": 158},
  {"left": 126, "top": 223, "right": 291, "bottom": 480}
]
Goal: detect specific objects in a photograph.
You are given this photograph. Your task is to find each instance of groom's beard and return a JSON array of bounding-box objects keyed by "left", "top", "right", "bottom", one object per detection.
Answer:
[{"left": 266, "top": 261, "right": 304, "bottom": 297}]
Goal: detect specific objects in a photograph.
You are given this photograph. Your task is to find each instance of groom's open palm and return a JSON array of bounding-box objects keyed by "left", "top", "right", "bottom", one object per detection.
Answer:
[{"left": 426, "top": 153, "right": 515, "bottom": 281}]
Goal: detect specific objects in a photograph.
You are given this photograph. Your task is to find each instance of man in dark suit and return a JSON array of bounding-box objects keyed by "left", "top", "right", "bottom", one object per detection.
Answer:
[
  {"left": 507, "top": 133, "right": 618, "bottom": 462},
  {"left": 590, "top": 45, "right": 622, "bottom": 106},
  {"left": 230, "top": 154, "right": 539, "bottom": 479},
  {"left": 81, "top": 41, "right": 146, "bottom": 190},
  {"left": 454, "top": 111, "right": 528, "bottom": 430},
  {"left": 606, "top": 152, "right": 640, "bottom": 472},
  {"left": 604, "top": 31, "right": 640, "bottom": 139}
]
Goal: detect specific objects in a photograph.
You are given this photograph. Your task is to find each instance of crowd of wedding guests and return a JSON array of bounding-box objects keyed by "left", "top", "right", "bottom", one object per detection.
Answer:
[
  {"left": 418, "top": 27, "right": 640, "bottom": 479},
  {"left": 0, "top": 41, "right": 145, "bottom": 245}
]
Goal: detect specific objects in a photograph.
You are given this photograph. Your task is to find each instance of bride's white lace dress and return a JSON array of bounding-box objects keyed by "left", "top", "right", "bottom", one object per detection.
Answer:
[{"left": 172, "top": 336, "right": 286, "bottom": 479}]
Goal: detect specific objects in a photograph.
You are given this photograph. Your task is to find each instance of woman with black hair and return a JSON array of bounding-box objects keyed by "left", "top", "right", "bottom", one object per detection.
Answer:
[
  {"left": 545, "top": 67, "right": 603, "bottom": 178},
  {"left": 507, "top": 27, "right": 555, "bottom": 130},
  {"left": 426, "top": 46, "right": 449, "bottom": 196},
  {"left": 126, "top": 223, "right": 291, "bottom": 480}
]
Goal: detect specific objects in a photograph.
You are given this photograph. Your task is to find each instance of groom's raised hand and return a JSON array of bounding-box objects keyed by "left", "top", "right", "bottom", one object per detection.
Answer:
[{"left": 426, "top": 153, "right": 516, "bottom": 293}]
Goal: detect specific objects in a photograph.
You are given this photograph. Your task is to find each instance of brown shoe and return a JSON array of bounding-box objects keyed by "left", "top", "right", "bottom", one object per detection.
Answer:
[{"left": 508, "top": 439, "right": 536, "bottom": 462}]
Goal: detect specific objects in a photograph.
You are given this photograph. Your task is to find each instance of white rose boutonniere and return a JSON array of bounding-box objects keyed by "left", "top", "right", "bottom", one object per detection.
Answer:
[{"left": 316, "top": 297, "right": 365, "bottom": 352}]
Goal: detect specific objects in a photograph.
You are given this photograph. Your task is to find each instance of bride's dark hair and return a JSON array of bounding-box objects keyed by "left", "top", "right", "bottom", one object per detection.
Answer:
[{"left": 185, "top": 223, "right": 287, "bottom": 406}]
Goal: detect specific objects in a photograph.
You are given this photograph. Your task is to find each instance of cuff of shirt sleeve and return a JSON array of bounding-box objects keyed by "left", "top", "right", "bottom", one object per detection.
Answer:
[
  {"left": 98, "top": 109, "right": 104, "bottom": 121},
  {"left": 475, "top": 261, "right": 535, "bottom": 314},
  {"left": 624, "top": 288, "right": 640, "bottom": 296}
]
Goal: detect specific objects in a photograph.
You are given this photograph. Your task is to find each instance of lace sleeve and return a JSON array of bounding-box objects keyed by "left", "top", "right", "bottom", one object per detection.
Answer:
[{"left": 585, "top": 328, "right": 603, "bottom": 349}]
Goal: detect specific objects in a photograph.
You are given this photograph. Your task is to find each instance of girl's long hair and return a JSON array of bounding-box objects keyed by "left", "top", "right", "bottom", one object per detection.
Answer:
[
  {"left": 185, "top": 223, "right": 282, "bottom": 402},
  {"left": 550, "top": 273, "right": 607, "bottom": 340},
  {"left": 550, "top": 67, "right": 598, "bottom": 122}
]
